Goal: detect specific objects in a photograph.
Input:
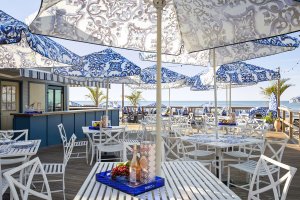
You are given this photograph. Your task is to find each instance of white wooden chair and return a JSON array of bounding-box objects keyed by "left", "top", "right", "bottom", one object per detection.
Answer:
[
  {"left": 161, "top": 136, "right": 213, "bottom": 169},
  {"left": 248, "top": 155, "right": 297, "bottom": 200},
  {"left": 227, "top": 138, "right": 288, "bottom": 192},
  {"left": 96, "top": 128, "right": 125, "bottom": 162},
  {"left": 0, "top": 129, "right": 28, "bottom": 141},
  {"left": 35, "top": 134, "right": 76, "bottom": 200},
  {"left": 4, "top": 157, "right": 52, "bottom": 200},
  {"left": 58, "top": 123, "right": 88, "bottom": 164}
]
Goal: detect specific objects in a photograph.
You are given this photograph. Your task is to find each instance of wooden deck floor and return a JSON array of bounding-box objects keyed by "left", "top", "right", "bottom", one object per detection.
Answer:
[{"left": 6, "top": 130, "right": 300, "bottom": 200}]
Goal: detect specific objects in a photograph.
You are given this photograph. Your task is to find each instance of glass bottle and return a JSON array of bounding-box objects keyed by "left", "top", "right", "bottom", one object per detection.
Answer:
[{"left": 129, "top": 145, "right": 141, "bottom": 184}]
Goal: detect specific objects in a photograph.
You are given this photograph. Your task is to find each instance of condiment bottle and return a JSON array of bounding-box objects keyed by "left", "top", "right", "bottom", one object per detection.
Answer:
[{"left": 129, "top": 145, "right": 141, "bottom": 184}]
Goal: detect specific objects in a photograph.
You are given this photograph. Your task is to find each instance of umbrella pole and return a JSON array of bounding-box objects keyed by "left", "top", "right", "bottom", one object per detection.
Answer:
[
  {"left": 105, "top": 78, "right": 109, "bottom": 126},
  {"left": 226, "top": 85, "right": 228, "bottom": 109},
  {"left": 212, "top": 49, "right": 218, "bottom": 139},
  {"left": 277, "top": 67, "right": 280, "bottom": 118},
  {"left": 154, "top": 0, "right": 165, "bottom": 176},
  {"left": 122, "top": 83, "right": 124, "bottom": 123},
  {"left": 229, "top": 81, "right": 232, "bottom": 114}
]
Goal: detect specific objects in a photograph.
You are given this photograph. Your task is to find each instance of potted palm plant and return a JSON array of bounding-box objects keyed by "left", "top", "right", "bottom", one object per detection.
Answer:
[
  {"left": 125, "top": 90, "right": 143, "bottom": 111},
  {"left": 85, "top": 86, "right": 107, "bottom": 107}
]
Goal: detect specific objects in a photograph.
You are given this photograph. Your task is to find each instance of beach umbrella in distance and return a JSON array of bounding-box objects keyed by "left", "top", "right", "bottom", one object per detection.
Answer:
[
  {"left": 147, "top": 102, "right": 167, "bottom": 108},
  {"left": 0, "top": 10, "right": 81, "bottom": 68},
  {"left": 52, "top": 48, "right": 141, "bottom": 122},
  {"left": 128, "top": 65, "right": 188, "bottom": 109},
  {"left": 289, "top": 96, "right": 300, "bottom": 103},
  {"left": 29, "top": 0, "right": 300, "bottom": 175},
  {"left": 202, "top": 62, "right": 280, "bottom": 112}
]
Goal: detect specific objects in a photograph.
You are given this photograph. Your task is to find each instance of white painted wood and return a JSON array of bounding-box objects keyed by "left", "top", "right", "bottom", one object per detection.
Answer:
[{"left": 75, "top": 161, "right": 241, "bottom": 200}]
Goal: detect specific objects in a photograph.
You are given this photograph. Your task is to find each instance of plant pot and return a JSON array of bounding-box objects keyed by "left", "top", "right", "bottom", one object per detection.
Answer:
[{"left": 274, "top": 119, "right": 281, "bottom": 132}]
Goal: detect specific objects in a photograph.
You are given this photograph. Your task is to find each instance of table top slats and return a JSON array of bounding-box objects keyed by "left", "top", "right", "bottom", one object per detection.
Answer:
[
  {"left": 0, "top": 140, "right": 41, "bottom": 158},
  {"left": 165, "top": 162, "right": 198, "bottom": 200},
  {"left": 75, "top": 161, "right": 241, "bottom": 200},
  {"left": 189, "top": 162, "right": 239, "bottom": 199}
]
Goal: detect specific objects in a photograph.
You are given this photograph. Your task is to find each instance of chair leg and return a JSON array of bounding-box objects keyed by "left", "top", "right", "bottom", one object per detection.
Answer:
[
  {"left": 227, "top": 166, "right": 230, "bottom": 187},
  {"left": 86, "top": 144, "right": 88, "bottom": 164},
  {"left": 63, "top": 173, "right": 66, "bottom": 200},
  {"left": 90, "top": 146, "right": 94, "bottom": 166}
]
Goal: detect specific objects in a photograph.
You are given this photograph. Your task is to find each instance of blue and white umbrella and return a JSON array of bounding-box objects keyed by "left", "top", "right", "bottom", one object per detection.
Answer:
[
  {"left": 215, "top": 61, "right": 280, "bottom": 85},
  {"left": 0, "top": 10, "right": 80, "bottom": 68},
  {"left": 187, "top": 74, "right": 212, "bottom": 91},
  {"left": 289, "top": 96, "right": 300, "bottom": 103},
  {"left": 53, "top": 48, "right": 141, "bottom": 118},
  {"left": 129, "top": 66, "right": 187, "bottom": 110},
  {"left": 53, "top": 48, "right": 141, "bottom": 84},
  {"left": 130, "top": 65, "right": 187, "bottom": 89},
  {"left": 269, "top": 93, "right": 278, "bottom": 112}
]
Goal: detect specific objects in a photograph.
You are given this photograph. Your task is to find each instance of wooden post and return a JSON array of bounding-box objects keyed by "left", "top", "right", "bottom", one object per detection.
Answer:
[
  {"left": 277, "top": 67, "right": 280, "bottom": 119},
  {"left": 299, "top": 112, "right": 300, "bottom": 146},
  {"left": 282, "top": 110, "right": 286, "bottom": 133},
  {"left": 289, "top": 111, "right": 293, "bottom": 139}
]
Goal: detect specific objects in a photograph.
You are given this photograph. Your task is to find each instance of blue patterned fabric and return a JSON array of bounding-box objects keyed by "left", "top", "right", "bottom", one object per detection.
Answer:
[
  {"left": 249, "top": 107, "right": 277, "bottom": 119},
  {"left": 254, "top": 35, "right": 300, "bottom": 48},
  {"left": 140, "top": 66, "right": 187, "bottom": 84},
  {"left": 52, "top": 48, "right": 141, "bottom": 83},
  {"left": 216, "top": 61, "right": 280, "bottom": 85},
  {"left": 269, "top": 93, "right": 278, "bottom": 112},
  {"left": 0, "top": 10, "right": 81, "bottom": 66},
  {"left": 187, "top": 74, "right": 212, "bottom": 91}
]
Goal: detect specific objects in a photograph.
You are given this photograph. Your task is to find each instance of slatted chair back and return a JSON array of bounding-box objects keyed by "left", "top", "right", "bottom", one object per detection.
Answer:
[
  {"left": 63, "top": 134, "right": 76, "bottom": 166},
  {"left": 248, "top": 155, "right": 297, "bottom": 200},
  {"left": 263, "top": 138, "right": 288, "bottom": 162},
  {"left": 58, "top": 123, "right": 67, "bottom": 146},
  {"left": 161, "top": 136, "right": 186, "bottom": 162},
  {"left": 0, "top": 130, "right": 28, "bottom": 141},
  {"left": 3, "top": 157, "right": 52, "bottom": 200}
]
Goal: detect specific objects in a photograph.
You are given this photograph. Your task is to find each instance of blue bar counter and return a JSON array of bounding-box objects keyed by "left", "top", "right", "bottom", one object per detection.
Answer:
[{"left": 12, "top": 109, "right": 119, "bottom": 147}]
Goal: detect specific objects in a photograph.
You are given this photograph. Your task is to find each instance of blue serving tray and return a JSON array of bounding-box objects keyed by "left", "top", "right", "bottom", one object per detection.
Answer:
[
  {"left": 218, "top": 122, "right": 237, "bottom": 126},
  {"left": 88, "top": 126, "right": 100, "bottom": 130},
  {"left": 95, "top": 170, "right": 165, "bottom": 196}
]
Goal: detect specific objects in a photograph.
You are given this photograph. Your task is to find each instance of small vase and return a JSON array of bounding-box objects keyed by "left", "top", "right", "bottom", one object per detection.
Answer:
[{"left": 274, "top": 119, "right": 281, "bottom": 132}]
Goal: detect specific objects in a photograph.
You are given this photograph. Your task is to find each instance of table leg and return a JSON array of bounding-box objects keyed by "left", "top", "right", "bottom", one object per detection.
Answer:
[{"left": 215, "top": 148, "right": 222, "bottom": 180}]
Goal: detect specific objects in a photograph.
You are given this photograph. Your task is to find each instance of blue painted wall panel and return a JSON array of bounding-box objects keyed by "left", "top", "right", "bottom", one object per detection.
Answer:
[
  {"left": 74, "top": 113, "right": 86, "bottom": 139},
  {"left": 47, "top": 115, "right": 62, "bottom": 146},
  {"left": 30, "top": 116, "right": 47, "bottom": 147},
  {"left": 62, "top": 114, "right": 75, "bottom": 138},
  {"left": 85, "top": 112, "right": 95, "bottom": 126}
]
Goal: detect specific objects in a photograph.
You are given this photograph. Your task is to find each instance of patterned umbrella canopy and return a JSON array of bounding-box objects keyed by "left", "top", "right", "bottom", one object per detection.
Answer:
[
  {"left": 146, "top": 102, "right": 167, "bottom": 108},
  {"left": 140, "top": 35, "right": 300, "bottom": 66},
  {"left": 128, "top": 65, "right": 187, "bottom": 89},
  {"left": 0, "top": 10, "right": 81, "bottom": 68},
  {"left": 289, "top": 96, "right": 300, "bottom": 103},
  {"left": 269, "top": 93, "right": 277, "bottom": 111},
  {"left": 52, "top": 48, "right": 141, "bottom": 84},
  {"left": 29, "top": 1, "right": 300, "bottom": 54},
  {"left": 215, "top": 62, "right": 280, "bottom": 85},
  {"left": 186, "top": 74, "right": 212, "bottom": 91}
]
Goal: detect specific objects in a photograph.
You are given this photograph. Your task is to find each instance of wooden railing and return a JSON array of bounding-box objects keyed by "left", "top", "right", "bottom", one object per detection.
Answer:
[{"left": 278, "top": 106, "right": 300, "bottom": 144}]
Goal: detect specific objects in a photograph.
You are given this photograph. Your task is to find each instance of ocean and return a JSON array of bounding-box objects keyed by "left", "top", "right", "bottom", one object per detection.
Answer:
[{"left": 71, "top": 100, "right": 300, "bottom": 110}]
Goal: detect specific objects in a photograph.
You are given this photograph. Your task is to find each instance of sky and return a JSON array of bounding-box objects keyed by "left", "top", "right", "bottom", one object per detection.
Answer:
[{"left": 1, "top": 0, "right": 300, "bottom": 102}]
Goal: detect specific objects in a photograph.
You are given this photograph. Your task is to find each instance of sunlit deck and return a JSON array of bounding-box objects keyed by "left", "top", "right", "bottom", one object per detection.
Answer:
[{"left": 16, "top": 130, "right": 298, "bottom": 200}]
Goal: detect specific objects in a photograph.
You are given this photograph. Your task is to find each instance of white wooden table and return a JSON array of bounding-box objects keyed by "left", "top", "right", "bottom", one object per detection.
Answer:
[
  {"left": 181, "top": 134, "right": 263, "bottom": 180},
  {"left": 0, "top": 139, "right": 41, "bottom": 200},
  {"left": 75, "top": 161, "right": 241, "bottom": 200}
]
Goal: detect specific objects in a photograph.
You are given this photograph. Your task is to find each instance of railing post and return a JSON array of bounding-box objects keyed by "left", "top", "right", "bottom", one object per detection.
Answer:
[
  {"left": 299, "top": 112, "right": 300, "bottom": 146},
  {"left": 289, "top": 111, "right": 293, "bottom": 139},
  {"left": 282, "top": 110, "right": 286, "bottom": 133}
]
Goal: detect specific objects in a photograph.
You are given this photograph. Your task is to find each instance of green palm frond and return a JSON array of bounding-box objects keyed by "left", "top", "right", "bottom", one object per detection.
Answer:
[
  {"left": 260, "top": 78, "right": 294, "bottom": 98},
  {"left": 85, "top": 87, "right": 107, "bottom": 106},
  {"left": 125, "top": 90, "right": 143, "bottom": 107}
]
